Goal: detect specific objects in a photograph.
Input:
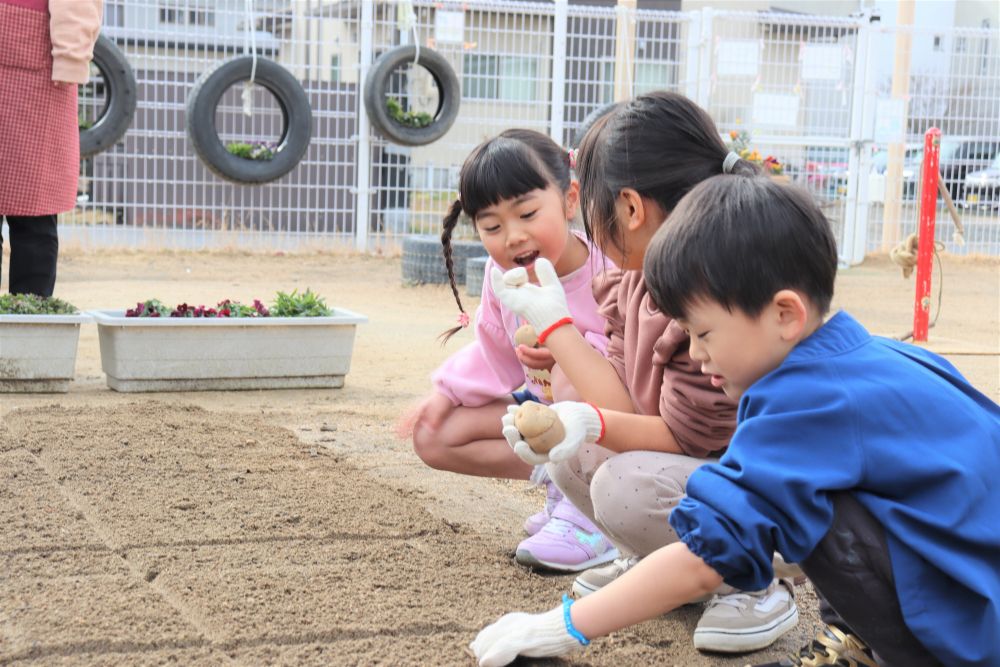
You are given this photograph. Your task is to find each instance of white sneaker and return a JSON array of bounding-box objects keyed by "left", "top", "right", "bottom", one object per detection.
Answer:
[
  {"left": 571, "top": 556, "right": 639, "bottom": 597},
  {"left": 693, "top": 578, "right": 798, "bottom": 653}
]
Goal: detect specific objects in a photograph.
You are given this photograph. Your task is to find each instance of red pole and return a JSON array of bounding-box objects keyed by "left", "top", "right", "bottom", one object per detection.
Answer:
[{"left": 912, "top": 128, "right": 941, "bottom": 342}]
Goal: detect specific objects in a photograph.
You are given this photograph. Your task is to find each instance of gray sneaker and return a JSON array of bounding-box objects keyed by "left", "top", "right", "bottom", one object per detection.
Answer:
[
  {"left": 693, "top": 578, "right": 799, "bottom": 653},
  {"left": 571, "top": 556, "right": 639, "bottom": 597}
]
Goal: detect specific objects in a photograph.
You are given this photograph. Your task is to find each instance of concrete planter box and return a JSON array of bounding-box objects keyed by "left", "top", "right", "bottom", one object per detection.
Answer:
[
  {"left": 90, "top": 309, "right": 368, "bottom": 392},
  {"left": 0, "top": 314, "right": 90, "bottom": 393}
]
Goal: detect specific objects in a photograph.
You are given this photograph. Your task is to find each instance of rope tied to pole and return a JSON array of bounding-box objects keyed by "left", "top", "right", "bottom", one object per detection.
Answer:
[{"left": 890, "top": 232, "right": 945, "bottom": 341}]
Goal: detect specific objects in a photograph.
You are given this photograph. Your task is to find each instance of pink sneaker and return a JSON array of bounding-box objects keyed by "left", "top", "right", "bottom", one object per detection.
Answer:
[
  {"left": 523, "top": 479, "right": 563, "bottom": 536},
  {"left": 515, "top": 497, "right": 619, "bottom": 572}
]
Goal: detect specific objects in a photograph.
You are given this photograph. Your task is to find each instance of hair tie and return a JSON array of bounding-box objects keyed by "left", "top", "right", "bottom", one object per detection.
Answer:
[
  {"left": 457, "top": 312, "right": 470, "bottom": 328},
  {"left": 722, "top": 151, "right": 741, "bottom": 174},
  {"left": 567, "top": 148, "right": 578, "bottom": 170}
]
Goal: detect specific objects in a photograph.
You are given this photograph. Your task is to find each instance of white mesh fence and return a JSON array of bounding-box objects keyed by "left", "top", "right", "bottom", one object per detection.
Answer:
[{"left": 62, "top": 1, "right": 1000, "bottom": 258}]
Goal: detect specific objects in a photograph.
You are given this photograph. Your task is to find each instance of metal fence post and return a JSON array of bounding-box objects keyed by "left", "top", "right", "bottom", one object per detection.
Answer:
[
  {"left": 841, "top": 14, "right": 874, "bottom": 267},
  {"left": 550, "top": 0, "right": 568, "bottom": 145},
  {"left": 354, "top": 0, "right": 375, "bottom": 252},
  {"left": 683, "top": 9, "right": 701, "bottom": 103},
  {"left": 695, "top": 7, "right": 713, "bottom": 108}
]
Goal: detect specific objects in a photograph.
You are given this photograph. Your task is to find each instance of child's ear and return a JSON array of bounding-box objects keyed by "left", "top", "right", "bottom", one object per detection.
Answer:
[
  {"left": 618, "top": 188, "right": 646, "bottom": 231},
  {"left": 771, "top": 289, "right": 809, "bottom": 341},
  {"left": 564, "top": 180, "right": 580, "bottom": 220}
]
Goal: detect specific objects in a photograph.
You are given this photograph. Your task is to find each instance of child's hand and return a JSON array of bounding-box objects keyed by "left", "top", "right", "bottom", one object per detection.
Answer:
[
  {"left": 501, "top": 402, "right": 604, "bottom": 464},
  {"left": 515, "top": 344, "right": 555, "bottom": 371},
  {"left": 395, "top": 393, "right": 454, "bottom": 440},
  {"left": 490, "top": 258, "right": 571, "bottom": 337},
  {"left": 470, "top": 603, "right": 585, "bottom": 667}
]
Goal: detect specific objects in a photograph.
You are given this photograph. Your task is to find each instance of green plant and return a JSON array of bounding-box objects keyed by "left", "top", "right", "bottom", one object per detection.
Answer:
[
  {"left": 385, "top": 97, "right": 432, "bottom": 129},
  {"left": 270, "top": 289, "right": 332, "bottom": 317},
  {"left": 0, "top": 293, "right": 78, "bottom": 315},
  {"left": 225, "top": 141, "right": 277, "bottom": 161},
  {"left": 124, "top": 291, "right": 332, "bottom": 318},
  {"left": 78, "top": 112, "right": 94, "bottom": 130}
]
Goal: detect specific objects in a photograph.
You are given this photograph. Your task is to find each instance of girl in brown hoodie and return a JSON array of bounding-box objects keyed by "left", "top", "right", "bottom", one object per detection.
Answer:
[{"left": 493, "top": 92, "right": 799, "bottom": 655}]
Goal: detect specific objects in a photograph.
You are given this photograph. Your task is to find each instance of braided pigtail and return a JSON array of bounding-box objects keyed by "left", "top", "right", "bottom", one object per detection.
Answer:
[{"left": 438, "top": 199, "right": 469, "bottom": 345}]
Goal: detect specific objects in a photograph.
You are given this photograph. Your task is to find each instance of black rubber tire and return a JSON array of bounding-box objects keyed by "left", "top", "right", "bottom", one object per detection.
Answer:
[
  {"left": 401, "top": 234, "right": 487, "bottom": 285},
  {"left": 465, "top": 256, "right": 488, "bottom": 297},
  {"left": 571, "top": 102, "right": 619, "bottom": 149},
  {"left": 186, "top": 56, "right": 312, "bottom": 184},
  {"left": 364, "top": 45, "right": 460, "bottom": 147},
  {"left": 79, "top": 34, "right": 137, "bottom": 158}
]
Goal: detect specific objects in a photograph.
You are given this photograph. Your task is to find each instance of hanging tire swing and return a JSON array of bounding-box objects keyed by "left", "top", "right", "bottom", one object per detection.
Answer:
[
  {"left": 80, "top": 34, "right": 137, "bottom": 158},
  {"left": 363, "top": 45, "right": 460, "bottom": 147},
  {"left": 571, "top": 102, "right": 619, "bottom": 149},
  {"left": 185, "top": 56, "right": 312, "bottom": 184}
]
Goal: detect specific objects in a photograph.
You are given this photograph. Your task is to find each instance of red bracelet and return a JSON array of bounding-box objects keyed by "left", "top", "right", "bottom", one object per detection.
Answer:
[
  {"left": 536, "top": 317, "right": 574, "bottom": 345},
  {"left": 586, "top": 402, "right": 606, "bottom": 443}
]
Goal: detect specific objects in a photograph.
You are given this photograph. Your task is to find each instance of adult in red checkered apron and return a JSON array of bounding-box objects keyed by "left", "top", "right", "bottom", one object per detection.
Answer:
[{"left": 0, "top": 0, "right": 101, "bottom": 296}]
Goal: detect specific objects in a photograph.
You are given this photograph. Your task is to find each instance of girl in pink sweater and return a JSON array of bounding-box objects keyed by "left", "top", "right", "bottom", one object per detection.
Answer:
[
  {"left": 404, "top": 129, "right": 619, "bottom": 574},
  {"left": 490, "top": 93, "right": 800, "bottom": 655}
]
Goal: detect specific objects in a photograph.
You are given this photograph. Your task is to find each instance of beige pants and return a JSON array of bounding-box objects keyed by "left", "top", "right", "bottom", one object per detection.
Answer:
[{"left": 548, "top": 444, "right": 706, "bottom": 558}]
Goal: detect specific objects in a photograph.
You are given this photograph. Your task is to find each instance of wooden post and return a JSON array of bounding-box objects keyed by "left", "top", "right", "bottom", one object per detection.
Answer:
[
  {"left": 913, "top": 128, "right": 941, "bottom": 342},
  {"left": 613, "top": 0, "right": 637, "bottom": 102},
  {"left": 881, "top": 0, "right": 915, "bottom": 249}
]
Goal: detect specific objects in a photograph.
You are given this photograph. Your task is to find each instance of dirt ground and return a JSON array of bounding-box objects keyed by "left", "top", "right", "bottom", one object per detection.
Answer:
[{"left": 1, "top": 249, "right": 997, "bottom": 666}]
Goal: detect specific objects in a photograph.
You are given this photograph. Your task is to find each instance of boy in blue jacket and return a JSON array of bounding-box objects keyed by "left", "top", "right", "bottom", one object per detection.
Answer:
[{"left": 471, "top": 173, "right": 999, "bottom": 667}]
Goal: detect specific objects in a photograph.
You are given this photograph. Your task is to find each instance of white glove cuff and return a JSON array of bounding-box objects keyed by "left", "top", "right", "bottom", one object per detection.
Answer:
[{"left": 523, "top": 601, "right": 588, "bottom": 659}]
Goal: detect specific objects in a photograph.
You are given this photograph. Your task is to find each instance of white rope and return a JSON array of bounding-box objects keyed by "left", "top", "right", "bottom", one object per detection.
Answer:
[
  {"left": 241, "top": 0, "right": 258, "bottom": 117},
  {"left": 412, "top": 22, "right": 420, "bottom": 68},
  {"left": 397, "top": 0, "right": 419, "bottom": 67}
]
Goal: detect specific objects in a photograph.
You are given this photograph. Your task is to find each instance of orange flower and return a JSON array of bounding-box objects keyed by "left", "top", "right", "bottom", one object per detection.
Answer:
[{"left": 729, "top": 130, "right": 738, "bottom": 140}]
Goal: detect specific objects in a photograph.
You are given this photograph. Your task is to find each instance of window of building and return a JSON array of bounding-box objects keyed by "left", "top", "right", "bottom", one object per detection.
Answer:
[
  {"left": 933, "top": 35, "right": 943, "bottom": 51},
  {"left": 463, "top": 54, "right": 540, "bottom": 102},
  {"left": 463, "top": 54, "right": 499, "bottom": 100},
  {"left": 105, "top": 1, "right": 125, "bottom": 27},
  {"left": 499, "top": 57, "right": 538, "bottom": 102},
  {"left": 331, "top": 55, "right": 341, "bottom": 84},
  {"left": 189, "top": 9, "right": 215, "bottom": 27},
  {"left": 159, "top": 7, "right": 182, "bottom": 24},
  {"left": 599, "top": 61, "right": 614, "bottom": 103},
  {"left": 634, "top": 62, "right": 672, "bottom": 95}
]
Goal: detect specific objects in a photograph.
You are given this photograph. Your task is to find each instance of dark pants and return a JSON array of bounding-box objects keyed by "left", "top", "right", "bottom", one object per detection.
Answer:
[
  {"left": 1, "top": 215, "right": 58, "bottom": 296},
  {"left": 803, "top": 492, "right": 942, "bottom": 667}
]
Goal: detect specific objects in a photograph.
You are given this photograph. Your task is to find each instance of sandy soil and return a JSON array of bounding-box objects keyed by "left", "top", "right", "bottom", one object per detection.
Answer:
[{"left": 1, "top": 249, "right": 996, "bottom": 666}]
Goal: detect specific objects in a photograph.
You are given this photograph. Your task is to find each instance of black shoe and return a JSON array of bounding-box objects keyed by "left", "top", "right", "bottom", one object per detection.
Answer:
[{"left": 751, "top": 624, "right": 877, "bottom": 667}]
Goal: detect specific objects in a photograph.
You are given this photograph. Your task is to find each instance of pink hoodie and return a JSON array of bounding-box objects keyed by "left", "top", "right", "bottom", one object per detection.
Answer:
[
  {"left": 433, "top": 233, "right": 612, "bottom": 407},
  {"left": 594, "top": 268, "right": 737, "bottom": 458}
]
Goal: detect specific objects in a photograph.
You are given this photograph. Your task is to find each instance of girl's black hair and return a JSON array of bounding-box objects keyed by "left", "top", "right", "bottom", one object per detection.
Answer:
[
  {"left": 576, "top": 91, "right": 758, "bottom": 261},
  {"left": 439, "top": 128, "right": 572, "bottom": 343}
]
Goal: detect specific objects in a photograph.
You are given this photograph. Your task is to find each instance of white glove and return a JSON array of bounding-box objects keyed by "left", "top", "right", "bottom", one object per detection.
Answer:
[
  {"left": 490, "top": 258, "right": 571, "bottom": 337},
  {"left": 501, "top": 402, "right": 604, "bottom": 465},
  {"left": 471, "top": 602, "right": 586, "bottom": 667}
]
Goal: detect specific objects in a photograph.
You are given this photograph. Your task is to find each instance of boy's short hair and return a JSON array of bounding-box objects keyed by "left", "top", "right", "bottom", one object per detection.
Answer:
[{"left": 644, "top": 175, "right": 838, "bottom": 319}]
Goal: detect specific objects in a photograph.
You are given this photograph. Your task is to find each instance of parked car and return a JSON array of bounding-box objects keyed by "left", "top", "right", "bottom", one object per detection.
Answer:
[
  {"left": 938, "top": 139, "right": 1000, "bottom": 203},
  {"left": 963, "top": 151, "right": 1000, "bottom": 209},
  {"left": 804, "top": 147, "right": 849, "bottom": 198},
  {"left": 878, "top": 140, "right": 999, "bottom": 202}
]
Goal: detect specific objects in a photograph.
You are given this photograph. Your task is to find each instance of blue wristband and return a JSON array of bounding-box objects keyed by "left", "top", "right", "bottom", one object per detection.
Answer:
[{"left": 562, "top": 594, "right": 590, "bottom": 646}]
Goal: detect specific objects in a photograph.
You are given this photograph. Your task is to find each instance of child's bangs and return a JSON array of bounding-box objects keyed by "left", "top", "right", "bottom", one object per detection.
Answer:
[{"left": 460, "top": 139, "right": 551, "bottom": 218}]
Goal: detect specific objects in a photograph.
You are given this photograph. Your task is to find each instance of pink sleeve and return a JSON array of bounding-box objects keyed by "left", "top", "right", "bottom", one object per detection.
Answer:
[
  {"left": 431, "top": 277, "right": 525, "bottom": 408},
  {"left": 50, "top": 0, "right": 103, "bottom": 84},
  {"left": 594, "top": 268, "right": 627, "bottom": 384},
  {"left": 656, "top": 320, "right": 738, "bottom": 458}
]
